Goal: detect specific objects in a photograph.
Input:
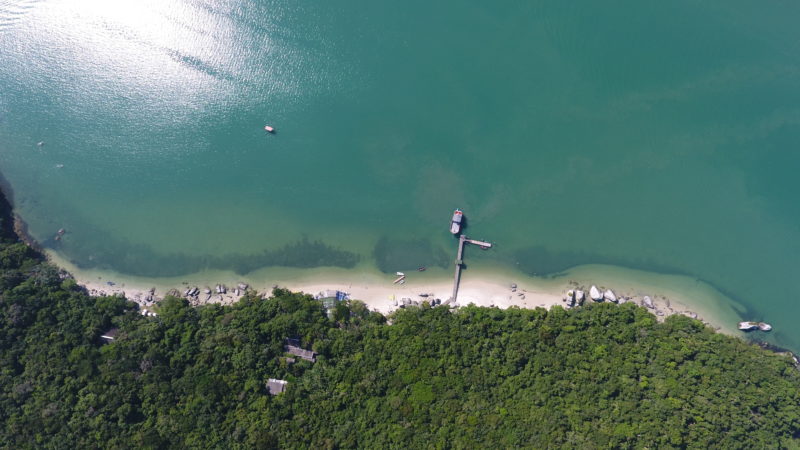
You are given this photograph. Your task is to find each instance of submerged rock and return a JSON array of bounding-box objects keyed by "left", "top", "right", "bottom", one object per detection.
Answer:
[{"left": 589, "top": 285, "right": 603, "bottom": 302}]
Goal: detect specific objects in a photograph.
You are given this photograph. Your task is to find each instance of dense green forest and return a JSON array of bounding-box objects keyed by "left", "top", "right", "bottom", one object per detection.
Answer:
[{"left": 1, "top": 193, "right": 800, "bottom": 448}]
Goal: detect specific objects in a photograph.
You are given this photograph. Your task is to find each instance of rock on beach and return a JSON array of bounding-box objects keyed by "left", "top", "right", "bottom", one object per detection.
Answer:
[{"left": 590, "top": 285, "right": 603, "bottom": 302}]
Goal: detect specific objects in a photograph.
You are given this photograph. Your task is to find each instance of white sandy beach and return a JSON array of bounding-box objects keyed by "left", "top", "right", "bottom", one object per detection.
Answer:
[{"left": 47, "top": 249, "right": 747, "bottom": 337}]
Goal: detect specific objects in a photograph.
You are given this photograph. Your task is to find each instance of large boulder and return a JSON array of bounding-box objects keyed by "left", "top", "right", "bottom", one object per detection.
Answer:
[
  {"left": 575, "top": 290, "right": 585, "bottom": 305},
  {"left": 603, "top": 289, "right": 617, "bottom": 303},
  {"left": 564, "top": 290, "right": 575, "bottom": 307},
  {"left": 642, "top": 296, "right": 654, "bottom": 309},
  {"left": 590, "top": 285, "right": 603, "bottom": 302}
]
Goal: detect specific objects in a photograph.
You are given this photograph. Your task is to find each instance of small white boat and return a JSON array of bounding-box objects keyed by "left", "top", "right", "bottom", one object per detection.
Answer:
[
  {"left": 396, "top": 272, "right": 405, "bottom": 276},
  {"left": 264, "top": 125, "right": 275, "bottom": 133}
]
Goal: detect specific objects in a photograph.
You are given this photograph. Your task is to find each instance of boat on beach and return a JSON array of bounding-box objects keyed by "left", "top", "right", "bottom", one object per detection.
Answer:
[
  {"left": 739, "top": 321, "right": 772, "bottom": 331},
  {"left": 450, "top": 209, "right": 463, "bottom": 234}
]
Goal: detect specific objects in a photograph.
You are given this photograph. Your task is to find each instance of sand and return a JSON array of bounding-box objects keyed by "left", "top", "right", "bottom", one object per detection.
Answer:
[{"left": 46, "top": 249, "right": 746, "bottom": 337}]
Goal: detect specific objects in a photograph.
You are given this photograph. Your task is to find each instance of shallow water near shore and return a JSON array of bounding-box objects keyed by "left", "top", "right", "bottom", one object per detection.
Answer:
[{"left": 2, "top": 1, "right": 800, "bottom": 349}]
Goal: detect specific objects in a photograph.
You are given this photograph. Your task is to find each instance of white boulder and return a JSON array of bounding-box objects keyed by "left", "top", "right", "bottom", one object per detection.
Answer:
[
  {"left": 589, "top": 285, "right": 603, "bottom": 302},
  {"left": 642, "top": 296, "right": 654, "bottom": 309},
  {"left": 603, "top": 289, "right": 617, "bottom": 303}
]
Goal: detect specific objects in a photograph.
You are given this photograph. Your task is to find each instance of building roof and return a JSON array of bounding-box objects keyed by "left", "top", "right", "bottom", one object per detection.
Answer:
[
  {"left": 285, "top": 344, "right": 316, "bottom": 362},
  {"left": 267, "top": 378, "right": 288, "bottom": 395}
]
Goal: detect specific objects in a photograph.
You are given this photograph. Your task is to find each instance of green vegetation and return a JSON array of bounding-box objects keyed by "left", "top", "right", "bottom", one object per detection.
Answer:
[{"left": 1, "top": 196, "right": 799, "bottom": 447}]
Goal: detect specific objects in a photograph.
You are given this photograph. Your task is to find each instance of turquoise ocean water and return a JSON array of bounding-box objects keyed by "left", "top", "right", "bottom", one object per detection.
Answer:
[{"left": 2, "top": 1, "right": 800, "bottom": 347}]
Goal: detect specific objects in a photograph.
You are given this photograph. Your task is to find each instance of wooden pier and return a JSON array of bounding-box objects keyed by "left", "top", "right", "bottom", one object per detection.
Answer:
[
  {"left": 465, "top": 238, "right": 492, "bottom": 249},
  {"left": 450, "top": 235, "right": 492, "bottom": 303}
]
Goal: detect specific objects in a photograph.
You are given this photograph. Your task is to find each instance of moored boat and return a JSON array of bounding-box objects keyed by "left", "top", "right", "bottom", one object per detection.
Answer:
[
  {"left": 264, "top": 125, "right": 275, "bottom": 133},
  {"left": 450, "top": 209, "right": 463, "bottom": 234}
]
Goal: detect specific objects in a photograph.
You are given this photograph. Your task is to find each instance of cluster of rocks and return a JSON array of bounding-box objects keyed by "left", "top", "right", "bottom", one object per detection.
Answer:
[
  {"left": 175, "top": 282, "right": 253, "bottom": 306},
  {"left": 184, "top": 286, "right": 201, "bottom": 298},
  {"left": 563, "top": 289, "right": 586, "bottom": 308},
  {"left": 560, "top": 284, "right": 705, "bottom": 325},
  {"left": 144, "top": 287, "right": 156, "bottom": 302},
  {"left": 562, "top": 285, "right": 657, "bottom": 311},
  {"left": 588, "top": 285, "right": 623, "bottom": 303},
  {"left": 394, "top": 296, "right": 444, "bottom": 308},
  {"left": 395, "top": 297, "right": 416, "bottom": 308},
  {"left": 509, "top": 283, "right": 526, "bottom": 300}
]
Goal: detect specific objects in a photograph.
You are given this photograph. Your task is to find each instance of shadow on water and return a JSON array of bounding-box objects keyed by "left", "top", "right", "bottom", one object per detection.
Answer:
[
  {"left": 373, "top": 236, "right": 450, "bottom": 273},
  {"left": 511, "top": 245, "right": 689, "bottom": 278},
  {"left": 457, "top": 214, "right": 468, "bottom": 236},
  {"left": 57, "top": 227, "right": 360, "bottom": 277}
]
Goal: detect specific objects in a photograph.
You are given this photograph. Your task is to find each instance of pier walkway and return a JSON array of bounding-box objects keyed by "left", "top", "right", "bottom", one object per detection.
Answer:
[{"left": 450, "top": 235, "right": 492, "bottom": 303}]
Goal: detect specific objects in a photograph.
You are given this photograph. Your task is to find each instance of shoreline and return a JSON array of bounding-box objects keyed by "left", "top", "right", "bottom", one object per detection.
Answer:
[
  {"left": 45, "top": 249, "right": 746, "bottom": 337},
  {"left": 0, "top": 173, "right": 763, "bottom": 342}
]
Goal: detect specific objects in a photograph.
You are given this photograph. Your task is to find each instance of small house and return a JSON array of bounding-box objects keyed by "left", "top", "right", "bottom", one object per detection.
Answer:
[
  {"left": 314, "top": 290, "right": 348, "bottom": 318},
  {"left": 267, "top": 378, "right": 288, "bottom": 395},
  {"left": 285, "top": 344, "right": 316, "bottom": 362}
]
